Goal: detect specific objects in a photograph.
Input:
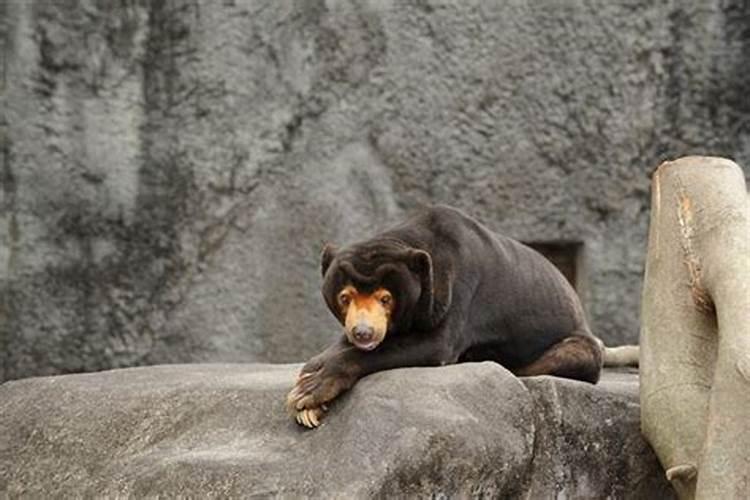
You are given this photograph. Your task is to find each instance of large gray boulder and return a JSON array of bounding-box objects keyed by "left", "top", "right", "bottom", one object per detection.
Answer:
[
  {"left": 0, "top": 363, "right": 673, "bottom": 498},
  {"left": 3, "top": 0, "right": 750, "bottom": 381}
]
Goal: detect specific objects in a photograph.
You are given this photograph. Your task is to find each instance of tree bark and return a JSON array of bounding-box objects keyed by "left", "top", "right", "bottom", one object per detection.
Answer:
[{"left": 640, "top": 156, "right": 750, "bottom": 499}]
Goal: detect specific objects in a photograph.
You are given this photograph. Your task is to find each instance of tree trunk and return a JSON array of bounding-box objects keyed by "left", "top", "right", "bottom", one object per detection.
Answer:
[{"left": 640, "top": 156, "right": 750, "bottom": 499}]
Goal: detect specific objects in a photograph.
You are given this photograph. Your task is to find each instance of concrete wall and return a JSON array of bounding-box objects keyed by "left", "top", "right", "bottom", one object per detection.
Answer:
[{"left": 2, "top": 0, "right": 749, "bottom": 381}]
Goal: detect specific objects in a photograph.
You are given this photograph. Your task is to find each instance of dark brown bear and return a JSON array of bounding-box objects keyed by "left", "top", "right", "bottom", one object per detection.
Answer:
[{"left": 287, "top": 205, "right": 613, "bottom": 428}]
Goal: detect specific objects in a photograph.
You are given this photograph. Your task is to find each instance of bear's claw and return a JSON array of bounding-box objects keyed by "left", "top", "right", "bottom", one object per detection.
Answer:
[{"left": 295, "top": 406, "right": 326, "bottom": 428}]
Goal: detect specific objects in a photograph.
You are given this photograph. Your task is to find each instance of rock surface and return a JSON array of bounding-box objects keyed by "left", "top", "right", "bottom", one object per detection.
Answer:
[
  {"left": 0, "top": 364, "right": 674, "bottom": 498},
  {"left": 3, "top": 0, "right": 750, "bottom": 380}
]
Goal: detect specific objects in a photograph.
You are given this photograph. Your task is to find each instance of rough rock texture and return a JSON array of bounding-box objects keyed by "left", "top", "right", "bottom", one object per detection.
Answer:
[
  {"left": 0, "top": 363, "right": 673, "bottom": 498},
  {"left": 2, "top": 0, "right": 750, "bottom": 380}
]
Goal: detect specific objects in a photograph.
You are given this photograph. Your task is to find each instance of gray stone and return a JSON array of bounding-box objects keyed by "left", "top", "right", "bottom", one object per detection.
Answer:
[
  {"left": 0, "top": 364, "right": 674, "bottom": 498},
  {"left": 525, "top": 371, "right": 671, "bottom": 499},
  {"left": 3, "top": 0, "right": 750, "bottom": 380}
]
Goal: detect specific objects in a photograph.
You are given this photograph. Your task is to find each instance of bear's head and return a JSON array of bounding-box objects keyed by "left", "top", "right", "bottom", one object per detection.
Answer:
[{"left": 319, "top": 239, "right": 437, "bottom": 351}]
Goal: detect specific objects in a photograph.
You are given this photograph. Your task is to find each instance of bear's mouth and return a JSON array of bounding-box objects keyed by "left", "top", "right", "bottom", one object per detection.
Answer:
[{"left": 351, "top": 338, "right": 381, "bottom": 351}]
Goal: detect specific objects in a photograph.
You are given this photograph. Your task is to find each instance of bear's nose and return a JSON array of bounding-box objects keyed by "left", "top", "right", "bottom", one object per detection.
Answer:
[{"left": 352, "top": 324, "right": 374, "bottom": 342}]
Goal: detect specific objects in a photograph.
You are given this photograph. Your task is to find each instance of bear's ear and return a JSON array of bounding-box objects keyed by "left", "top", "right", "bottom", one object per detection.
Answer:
[
  {"left": 320, "top": 243, "right": 338, "bottom": 277},
  {"left": 406, "top": 248, "right": 452, "bottom": 329},
  {"left": 407, "top": 249, "right": 433, "bottom": 279},
  {"left": 407, "top": 250, "right": 435, "bottom": 305}
]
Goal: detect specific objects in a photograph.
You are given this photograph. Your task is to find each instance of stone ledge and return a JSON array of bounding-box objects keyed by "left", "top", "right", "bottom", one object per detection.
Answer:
[{"left": 0, "top": 363, "right": 674, "bottom": 498}]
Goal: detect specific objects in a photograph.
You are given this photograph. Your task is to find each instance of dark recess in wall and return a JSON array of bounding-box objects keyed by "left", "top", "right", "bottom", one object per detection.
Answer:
[{"left": 525, "top": 241, "right": 582, "bottom": 289}]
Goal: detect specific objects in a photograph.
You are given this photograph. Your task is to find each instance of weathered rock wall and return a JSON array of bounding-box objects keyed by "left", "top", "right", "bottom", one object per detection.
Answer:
[
  {"left": 0, "top": 364, "right": 674, "bottom": 498},
  {"left": 2, "top": 0, "right": 750, "bottom": 380}
]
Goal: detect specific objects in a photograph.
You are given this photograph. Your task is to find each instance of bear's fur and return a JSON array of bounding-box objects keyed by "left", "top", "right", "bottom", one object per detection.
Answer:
[{"left": 287, "top": 205, "right": 604, "bottom": 428}]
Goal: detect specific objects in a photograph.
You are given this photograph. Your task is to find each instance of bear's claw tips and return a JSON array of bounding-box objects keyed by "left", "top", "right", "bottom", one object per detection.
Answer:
[{"left": 295, "top": 408, "right": 322, "bottom": 428}]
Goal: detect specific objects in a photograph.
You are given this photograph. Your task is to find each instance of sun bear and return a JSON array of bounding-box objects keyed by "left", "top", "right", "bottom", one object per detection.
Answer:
[{"left": 287, "top": 204, "right": 636, "bottom": 428}]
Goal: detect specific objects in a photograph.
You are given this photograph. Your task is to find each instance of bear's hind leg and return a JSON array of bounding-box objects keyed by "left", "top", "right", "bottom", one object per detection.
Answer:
[{"left": 514, "top": 335, "right": 602, "bottom": 384}]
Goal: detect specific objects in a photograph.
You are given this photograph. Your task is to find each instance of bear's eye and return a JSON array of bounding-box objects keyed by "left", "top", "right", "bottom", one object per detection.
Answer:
[
  {"left": 379, "top": 294, "right": 392, "bottom": 307},
  {"left": 338, "top": 293, "right": 351, "bottom": 306}
]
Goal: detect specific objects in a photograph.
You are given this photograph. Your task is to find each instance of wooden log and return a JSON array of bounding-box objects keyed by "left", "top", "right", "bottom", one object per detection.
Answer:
[{"left": 640, "top": 156, "right": 750, "bottom": 499}]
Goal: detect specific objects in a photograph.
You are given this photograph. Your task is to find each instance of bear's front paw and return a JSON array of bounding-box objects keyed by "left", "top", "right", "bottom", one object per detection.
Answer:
[{"left": 286, "top": 366, "right": 352, "bottom": 428}]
